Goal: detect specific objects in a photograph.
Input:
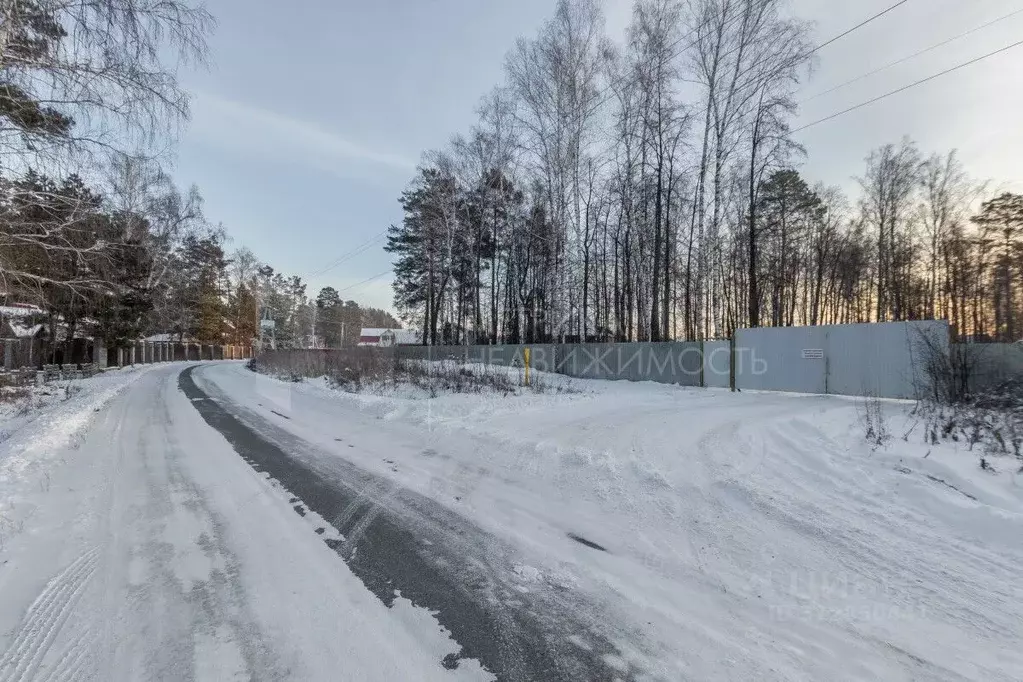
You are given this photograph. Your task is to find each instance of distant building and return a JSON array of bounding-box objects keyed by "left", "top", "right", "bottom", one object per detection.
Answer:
[
  {"left": 358, "top": 328, "right": 421, "bottom": 347},
  {"left": 0, "top": 304, "right": 46, "bottom": 339}
]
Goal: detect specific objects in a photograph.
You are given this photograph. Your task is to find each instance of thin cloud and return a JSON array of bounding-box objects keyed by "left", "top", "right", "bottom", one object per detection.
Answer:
[{"left": 190, "top": 91, "right": 416, "bottom": 171}]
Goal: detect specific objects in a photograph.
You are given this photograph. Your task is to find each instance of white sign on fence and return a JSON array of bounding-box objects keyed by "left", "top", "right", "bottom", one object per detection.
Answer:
[{"left": 801, "top": 348, "right": 824, "bottom": 360}]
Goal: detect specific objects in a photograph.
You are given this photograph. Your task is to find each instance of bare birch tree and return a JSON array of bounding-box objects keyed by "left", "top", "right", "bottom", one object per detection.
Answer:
[
  {"left": 858, "top": 138, "right": 921, "bottom": 321},
  {"left": 685, "top": 0, "right": 811, "bottom": 336},
  {"left": 506, "top": 0, "right": 609, "bottom": 340},
  {"left": 917, "top": 151, "right": 985, "bottom": 320}
]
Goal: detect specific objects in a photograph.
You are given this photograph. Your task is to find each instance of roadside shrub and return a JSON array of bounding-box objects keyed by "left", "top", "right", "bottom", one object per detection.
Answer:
[
  {"left": 522, "top": 367, "right": 577, "bottom": 395},
  {"left": 912, "top": 331, "right": 1021, "bottom": 468},
  {"left": 0, "top": 386, "right": 46, "bottom": 417},
  {"left": 248, "top": 348, "right": 398, "bottom": 388},
  {"left": 858, "top": 394, "right": 891, "bottom": 449},
  {"left": 247, "top": 349, "right": 576, "bottom": 396},
  {"left": 400, "top": 359, "right": 516, "bottom": 396},
  {"left": 0, "top": 387, "right": 32, "bottom": 404},
  {"left": 912, "top": 377, "right": 1023, "bottom": 468}
]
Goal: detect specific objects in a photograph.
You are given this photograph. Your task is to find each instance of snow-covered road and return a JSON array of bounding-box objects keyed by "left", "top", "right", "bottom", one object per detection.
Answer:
[
  {"left": 0, "top": 361, "right": 1021, "bottom": 682},
  {"left": 0, "top": 365, "right": 494, "bottom": 682}
]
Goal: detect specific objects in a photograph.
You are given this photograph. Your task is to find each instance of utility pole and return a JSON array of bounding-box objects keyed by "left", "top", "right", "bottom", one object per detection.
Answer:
[
  {"left": 259, "top": 307, "right": 276, "bottom": 351},
  {"left": 310, "top": 304, "right": 317, "bottom": 349}
]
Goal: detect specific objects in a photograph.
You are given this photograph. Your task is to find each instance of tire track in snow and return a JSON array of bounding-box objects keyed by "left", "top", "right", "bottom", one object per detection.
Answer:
[
  {"left": 37, "top": 630, "right": 89, "bottom": 682},
  {"left": 0, "top": 548, "right": 99, "bottom": 682}
]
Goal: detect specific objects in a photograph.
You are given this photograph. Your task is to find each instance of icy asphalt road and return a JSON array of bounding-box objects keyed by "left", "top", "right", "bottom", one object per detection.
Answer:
[
  {"left": 0, "top": 363, "right": 621, "bottom": 682},
  {"left": 178, "top": 365, "right": 629, "bottom": 681}
]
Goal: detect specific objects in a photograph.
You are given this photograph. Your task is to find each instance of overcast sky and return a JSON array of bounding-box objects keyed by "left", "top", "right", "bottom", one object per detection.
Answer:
[{"left": 173, "top": 0, "right": 1023, "bottom": 313}]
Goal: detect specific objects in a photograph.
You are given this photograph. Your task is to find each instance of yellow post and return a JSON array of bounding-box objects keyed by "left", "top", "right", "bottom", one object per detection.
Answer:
[{"left": 524, "top": 347, "right": 531, "bottom": 386}]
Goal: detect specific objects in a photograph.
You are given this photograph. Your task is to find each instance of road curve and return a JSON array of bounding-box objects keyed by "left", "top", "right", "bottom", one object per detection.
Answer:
[{"left": 181, "top": 364, "right": 634, "bottom": 682}]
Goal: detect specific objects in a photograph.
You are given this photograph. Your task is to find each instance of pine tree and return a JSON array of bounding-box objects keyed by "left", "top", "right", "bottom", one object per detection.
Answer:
[
  {"left": 315, "top": 286, "right": 344, "bottom": 347},
  {"left": 176, "top": 234, "right": 228, "bottom": 342},
  {"left": 230, "top": 281, "right": 258, "bottom": 344},
  {"left": 756, "top": 170, "right": 822, "bottom": 327},
  {"left": 386, "top": 167, "right": 462, "bottom": 345},
  {"left": 0, "top": 1, "right": 74, "bottom": 140}
]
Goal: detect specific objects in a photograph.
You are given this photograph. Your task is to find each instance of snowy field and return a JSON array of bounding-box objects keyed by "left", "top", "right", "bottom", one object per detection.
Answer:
[
  {"left": 199, "top": 362, "right": 1023, "bottom": 681},
  {"left": 0, "top": 360, "right": 1019, "bottom": 681}
]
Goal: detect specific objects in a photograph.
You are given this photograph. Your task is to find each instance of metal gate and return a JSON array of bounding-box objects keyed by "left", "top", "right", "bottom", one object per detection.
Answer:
[{"left": 734, "top": 321, "right": 949, "bottom": 399}]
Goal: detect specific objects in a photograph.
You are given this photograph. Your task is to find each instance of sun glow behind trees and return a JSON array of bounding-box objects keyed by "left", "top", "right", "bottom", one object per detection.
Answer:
[{"left": 385, "top": 0, "right": 1023, "bottom": 344}]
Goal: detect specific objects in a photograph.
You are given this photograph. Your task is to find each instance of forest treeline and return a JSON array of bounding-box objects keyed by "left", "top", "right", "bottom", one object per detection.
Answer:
[
  {"left": 386, "top": 0, "right": 1022, "bottom": 345},
  {"left": 0, "top": 0, "right": 394, "bottom": 355}
]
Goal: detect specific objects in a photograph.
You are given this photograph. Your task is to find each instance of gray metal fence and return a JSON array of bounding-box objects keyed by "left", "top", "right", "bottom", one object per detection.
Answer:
[
  {"left": 397, "top": 342, "right": 704, "bottom": 386},
  {"left": 734, "top": 321, "right": 949, "bottom": 399},
  {"left": 702, "top": 340, "right": 732, "bottom": 389},
  {"left": 397, "top": 321, "right": 954, "bottom": 398},
  {"left": 261, "top": 320, "right": 1023, "bottom": 400},
  {"left": 956, "top": 342, "right": 1023, "bottom": 392}
]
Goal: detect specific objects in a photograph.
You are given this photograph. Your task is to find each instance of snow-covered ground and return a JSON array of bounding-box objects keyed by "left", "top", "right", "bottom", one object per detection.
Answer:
[
  {"left": 198, "top": 362, "right": 1023, "bottom": 682},
  {"left": 0, "top": 360, "right": 1020, "bottom": 681},
  {"left": 0, "top": 364, "right": 493, "bottom": 682},
  {"left": 0, "top": 365, "right": 162, "bottom": 512}
]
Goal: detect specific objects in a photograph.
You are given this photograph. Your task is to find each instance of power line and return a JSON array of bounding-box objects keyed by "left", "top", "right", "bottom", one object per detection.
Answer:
[
  {"left": 308, "top": 230, "right": 388, "bottom": 277},
  {"left": 794, "top": 37, "right": 1023, "bottom": 132},
  {"left": 806, "top": 0, "right": 913, "bottom": 58},
  {"left": 582, "top": 0, "right": 908, "bottom": 121},
  {"left": 309, "top": 231, "right": 387, "bottom": 277},
  {"left": 804, "top": 7, "right": 1023, "bottom": 102},
  {"left": 337, "top": 269, "right": 393, "bottom": 294}
]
